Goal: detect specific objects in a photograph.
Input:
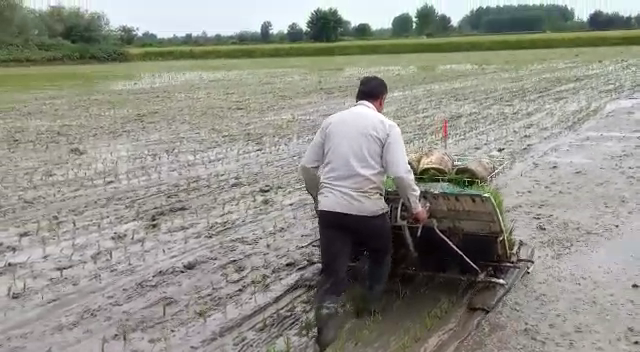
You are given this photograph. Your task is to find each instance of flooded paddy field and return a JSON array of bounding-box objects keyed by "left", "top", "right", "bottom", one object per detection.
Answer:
[{"left": 0, "top": 46, "right": 638, "bottom": 352}]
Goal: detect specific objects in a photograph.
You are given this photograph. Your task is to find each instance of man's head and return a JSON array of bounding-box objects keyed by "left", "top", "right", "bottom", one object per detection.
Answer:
[{"left": 356, "top": 76, "right": 388, "bottom": 112}]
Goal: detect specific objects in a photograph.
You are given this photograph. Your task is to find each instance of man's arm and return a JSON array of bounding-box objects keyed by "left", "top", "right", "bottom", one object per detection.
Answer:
[
  {"left": 382, "top": 124, "right": 422, "bottom": 213},
  {"left": 299, "top": 122, "right": 327, "bottom": 204}
]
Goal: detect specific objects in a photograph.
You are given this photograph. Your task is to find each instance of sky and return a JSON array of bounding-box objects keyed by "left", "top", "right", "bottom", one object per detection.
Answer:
[{"left": 25, "top": 0, "right": 640, "bottom": 36}]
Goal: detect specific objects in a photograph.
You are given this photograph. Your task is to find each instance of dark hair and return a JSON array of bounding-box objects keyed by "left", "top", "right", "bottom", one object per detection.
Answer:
[{"left": 356, "top": 76, "right": 388, "bottom": 102}]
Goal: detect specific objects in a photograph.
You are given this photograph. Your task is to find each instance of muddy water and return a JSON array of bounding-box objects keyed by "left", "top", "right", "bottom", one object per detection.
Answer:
[
  {"left": 455, "top": 95, "right": 640, "bottom": 352},
  {"left": 0, "top": 49, "right": 638, "bottom": 352}
]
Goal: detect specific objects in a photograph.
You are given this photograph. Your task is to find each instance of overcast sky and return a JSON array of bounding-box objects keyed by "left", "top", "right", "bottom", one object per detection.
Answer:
[{"left": 29, "top": 0, "right": 640, "bottom": 36}]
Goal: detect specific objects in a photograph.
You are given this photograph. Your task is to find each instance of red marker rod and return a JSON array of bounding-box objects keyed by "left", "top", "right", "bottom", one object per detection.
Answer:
[{"left": 442, "top": 118, "right": 448, "bottom": 150}]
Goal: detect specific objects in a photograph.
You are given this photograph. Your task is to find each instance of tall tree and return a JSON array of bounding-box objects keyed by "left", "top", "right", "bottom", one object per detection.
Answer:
[
  {"left": 435, "top": 13, "right": 452, "bottom": 33},
  {"left": 182, "top": 33, "right": 193, "bottom": 44},
  {"left": 260, "top": 20, "right": 272, "bottom": 42},
  {"left": 286, "top": 22, "right": 304, "bottom": 42},
  {"left": 414, "top": 3, "right": 438, "bottom": 36},
  {"left": 236, "top": 30, "right": 260, "bottom": 43},
  {"left": 340, "top": 20, "right": 352, "bottom": 37},
  {"left": 40, "top": 6, "right": 110, "bottom": 44},
  {"left": 135, "top": 30, "right": 157, "bottom": 46},
  {"left": 353, "top": 23, "right": 372, "bottom": 38},
  {"left": 0, "top": 0, "right": 22, "bottom": 38},
  {"left": 458, "top": 4, "right": 577, "bottom": 33},
  {"left": 588, "top": 10, "right": 608, "bottom": 30},
  {"left": 481, "top": 13, "right": 545, "bottom": 33},
  {"left": 391, "top": 12, "right": 413, "bottom": 37},
  {"left": 306, "top": 7, "right": 344, "bottom": 42},
  {"left": 116, "top": 25, "right": 138, "bottom": 45}
]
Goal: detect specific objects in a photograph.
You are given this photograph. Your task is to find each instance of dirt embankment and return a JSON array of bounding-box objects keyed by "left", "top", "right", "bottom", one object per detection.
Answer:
[{"left": 0, "top": 54, "right": 637, "bottom": 352}]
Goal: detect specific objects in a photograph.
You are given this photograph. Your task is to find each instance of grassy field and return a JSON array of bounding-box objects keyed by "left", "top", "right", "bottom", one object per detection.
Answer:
[
  {"left": 0, "top": 46, "right": 638, "bottom": 352},
  {"left": 127, "top": 30, "right": 640, "bottom": 61}
]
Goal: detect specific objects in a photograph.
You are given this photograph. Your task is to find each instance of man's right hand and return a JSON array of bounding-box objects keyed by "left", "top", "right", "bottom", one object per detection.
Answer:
[{"left": 412, "top": 205, "right": 429, "bottom": 224}]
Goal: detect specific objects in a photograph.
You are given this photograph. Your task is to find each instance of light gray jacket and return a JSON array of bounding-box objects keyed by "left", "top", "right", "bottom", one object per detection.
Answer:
[{"left": 299, "top": 100, "right": 422, "bottom": 216}]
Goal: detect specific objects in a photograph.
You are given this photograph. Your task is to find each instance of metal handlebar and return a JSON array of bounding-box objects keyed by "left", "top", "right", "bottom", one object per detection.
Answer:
[{"left": 394, "top": 198, "right": 422, "bottom": 257}]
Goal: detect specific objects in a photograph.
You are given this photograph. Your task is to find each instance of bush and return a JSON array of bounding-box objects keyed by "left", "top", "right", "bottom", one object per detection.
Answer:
[
  {"left": 0, "top": 37, "right": 131, "bottom": 64},
  {"left": 128, "top": 30, "right": 640, "bottom": 61}
]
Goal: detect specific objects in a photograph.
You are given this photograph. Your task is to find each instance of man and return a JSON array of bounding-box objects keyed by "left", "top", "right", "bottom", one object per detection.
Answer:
[{"left": 299, "top": 76, "right": 428, "bottom": 350}]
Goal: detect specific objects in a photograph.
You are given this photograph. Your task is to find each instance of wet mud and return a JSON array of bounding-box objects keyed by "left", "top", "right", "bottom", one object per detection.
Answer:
[
  {"left": 454, "top": 94, "right": 640, "bottom": 352},
  {"left": 0, "top": 48, "right": 638, "bottom": 351}
]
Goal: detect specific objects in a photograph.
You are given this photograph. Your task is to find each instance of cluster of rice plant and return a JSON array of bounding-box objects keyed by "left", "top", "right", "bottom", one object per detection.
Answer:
[{"left": 384, "top": 162, "right": 513, "bottom": 250}]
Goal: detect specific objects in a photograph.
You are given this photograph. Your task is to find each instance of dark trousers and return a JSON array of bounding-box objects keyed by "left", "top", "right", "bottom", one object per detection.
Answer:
[{"left": 315, "top": 210, "right": 392, "bottom": 309}]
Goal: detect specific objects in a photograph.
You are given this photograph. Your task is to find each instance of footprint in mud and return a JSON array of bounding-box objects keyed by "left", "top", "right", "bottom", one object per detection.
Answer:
[{"left": 145, "top": 204, "right": 190, "bottom": 230}]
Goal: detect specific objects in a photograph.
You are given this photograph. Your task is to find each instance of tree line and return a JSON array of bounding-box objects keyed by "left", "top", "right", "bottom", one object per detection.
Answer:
[
  {"left": 133, "top": 4, "right": 640, "bottom": 47},
  {"left": 1, "top": 0, "right": 639, "bottom": 53}
]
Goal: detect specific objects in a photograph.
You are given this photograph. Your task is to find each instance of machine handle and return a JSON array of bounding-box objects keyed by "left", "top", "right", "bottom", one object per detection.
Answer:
[{"left": 396, "top": 197, "right": 430, "bottom": 226}]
